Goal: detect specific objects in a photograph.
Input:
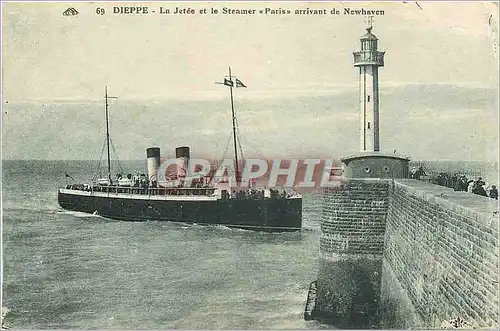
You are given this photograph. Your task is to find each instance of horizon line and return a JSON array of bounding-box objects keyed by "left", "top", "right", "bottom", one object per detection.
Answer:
[
  {"left": 3, "top": 81, "right": 496, "bottom": 104},
  {"left": 1, "top": 158, "right": 498, "bottom": 163}
]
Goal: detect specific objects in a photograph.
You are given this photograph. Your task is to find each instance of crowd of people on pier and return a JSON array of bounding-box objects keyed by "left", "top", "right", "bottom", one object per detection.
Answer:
[
  {"left": 453, "top": 176, "right": 498, "bottom": 199},
  {"left": 410, "top": 167, "right": 498, "bottom": 200},
  {"left": 409, "top": 166, "right": 426, "bottom": 180}
]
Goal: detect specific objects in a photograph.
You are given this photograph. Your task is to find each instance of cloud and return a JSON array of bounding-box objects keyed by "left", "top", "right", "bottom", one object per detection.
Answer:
[
  {"left": 382, "top": 83, "right": 497, "bottom": 113},
  {"left": 2, "top": 2, "right": 498, "bottom": 102},
  {"left": 2, "top": 83, "right": 497, "bottom": 162}
]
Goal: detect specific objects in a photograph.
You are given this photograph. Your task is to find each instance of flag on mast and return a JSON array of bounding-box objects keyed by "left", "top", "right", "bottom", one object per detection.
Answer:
[
  {"left": 235, "top": 78, "right": 247, "bottom": 88},
  {"left": 218, "top": 74, "right": 246, "bottom": 88}
]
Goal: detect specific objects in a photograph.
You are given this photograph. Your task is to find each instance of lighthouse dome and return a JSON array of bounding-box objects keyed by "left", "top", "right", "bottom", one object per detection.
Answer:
[{"left": 360, "top": 27, "right": 378, "bottom": 40}]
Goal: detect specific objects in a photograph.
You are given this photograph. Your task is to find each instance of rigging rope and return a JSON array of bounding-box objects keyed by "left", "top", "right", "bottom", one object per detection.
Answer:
[
  {"left": 92, "top": 137, "right": 107, "bottom": 182},
  {"left": 217, "top": 88, "right": 247, "bottom": 169},
  {"left": 233, "top": 106, "right": 262, "bottom": 157},
  {"left": 92, "top": 136, "right": 125, "bottom": 180},
  {"left": 220, "top": 129, "right": 234, "bottom": 162},
  {"left": 110, "top": 138, "right": 125, "bottom": 174},
  {"left": 233, "top": 108, "right": 245, "bottom": 161},
  {"left": 237, "top": 131, "right": 261, "bottom": 156}
]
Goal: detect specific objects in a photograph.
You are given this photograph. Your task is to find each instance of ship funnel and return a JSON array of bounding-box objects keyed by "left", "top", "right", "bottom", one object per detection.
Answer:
[
  {"left": 146, "top": 147, "right": 161, "bottom": 187},
  {"left": 175, "top": 146, "right": 190, "bottom": 179}
]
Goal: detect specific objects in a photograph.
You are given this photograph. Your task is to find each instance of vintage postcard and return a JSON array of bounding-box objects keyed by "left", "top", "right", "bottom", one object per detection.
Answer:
[{"left": 1, "top": 1, "right": 499, "bottom": 330}]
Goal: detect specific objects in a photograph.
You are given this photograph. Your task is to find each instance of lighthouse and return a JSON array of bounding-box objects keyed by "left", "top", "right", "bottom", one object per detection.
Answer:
[
  {"left": 312, "top": 24, "right": 411, "bottom": 328},
  {"left": 339, "top": 24, "right": 409, "bottom": 179},
  {"left": 354, "top": 25, "right": 385, "bottom": 152}
]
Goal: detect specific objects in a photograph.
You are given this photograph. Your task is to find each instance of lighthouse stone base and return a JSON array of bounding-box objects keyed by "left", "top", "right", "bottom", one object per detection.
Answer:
[
  {"left": 313, "top": 152, "right": 410, "bottom": 328},
  {"left": 340, "top": 151, "right": 410, "bottom": 179}
]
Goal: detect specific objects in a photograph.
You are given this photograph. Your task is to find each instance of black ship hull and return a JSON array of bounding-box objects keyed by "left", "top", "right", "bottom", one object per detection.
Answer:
[{"left": 58, "top": 189, "right": 302, "bottom": 232}]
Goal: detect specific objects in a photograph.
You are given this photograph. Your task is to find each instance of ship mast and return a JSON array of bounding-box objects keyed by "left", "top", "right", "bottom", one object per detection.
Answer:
[
  {"left": 217, "top": 67, "right": 246, "bottom": 184},
  {"left": 228, "top": 67, "right": 241, "bottom": 183},
  {"left": 104, "top": 86, "right": 117, "bottom": 184}
]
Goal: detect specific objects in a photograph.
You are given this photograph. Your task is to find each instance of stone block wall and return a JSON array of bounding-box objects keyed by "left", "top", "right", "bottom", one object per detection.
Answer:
[
  {"left": 315, "top": 179, "right": 390, "bottom": 328},
  {"left": 315, "top": 178, "right": 499, "bottom": 329},
  {"left": 380, "top": 180, "right": 499, "bottom": 329}
]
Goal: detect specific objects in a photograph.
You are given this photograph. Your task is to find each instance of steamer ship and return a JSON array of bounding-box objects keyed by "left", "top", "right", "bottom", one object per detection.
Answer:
[{"left": 57, "top": 69, "right": 302, "bottom": 232}]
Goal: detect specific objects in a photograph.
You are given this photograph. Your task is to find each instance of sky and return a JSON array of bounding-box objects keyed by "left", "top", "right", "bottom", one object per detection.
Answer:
[{"left": 1, "top": 1, "right": 499, "bottom": 161}]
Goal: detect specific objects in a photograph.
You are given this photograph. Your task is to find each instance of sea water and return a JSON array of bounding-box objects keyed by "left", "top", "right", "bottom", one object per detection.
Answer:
[
  {"left": 2, "top": 160, "right": 328, "bottom": 329},
  {"left": 2, "top": 160, "right": 497, "bottom": 329}
]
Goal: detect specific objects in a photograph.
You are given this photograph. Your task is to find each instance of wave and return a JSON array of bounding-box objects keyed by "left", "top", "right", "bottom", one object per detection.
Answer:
[
  {"left": 213, "top": 224, "right": 255, "bottom": 233},
  {"left": 56, "top": 210, "right": 104, "bottom": 219},
  {"left": 3, "top": 205, "right": 63, "bottom": 215},
  {"left": 301, "top": 225, "right": 320, "bottom": 232},
  {"left": 163, "top": 222, "right": 301, "bottom": 234}
]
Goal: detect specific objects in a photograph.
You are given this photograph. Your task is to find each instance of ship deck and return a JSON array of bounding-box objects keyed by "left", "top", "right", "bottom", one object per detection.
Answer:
[
  {"left": 58, "top": 185, "right": 302, "bottom": 230},
  {"left": 60, "top": 185, "right": 301, "bottom": 201}
]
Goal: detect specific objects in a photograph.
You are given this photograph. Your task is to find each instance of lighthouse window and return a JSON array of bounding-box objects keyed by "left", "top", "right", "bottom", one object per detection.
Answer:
[
  {"left": 367, "top": 95, "right": 371, "bottom": 102},
  {"left": 367, "top": 122, "right": 371, "bottom": 129}
]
